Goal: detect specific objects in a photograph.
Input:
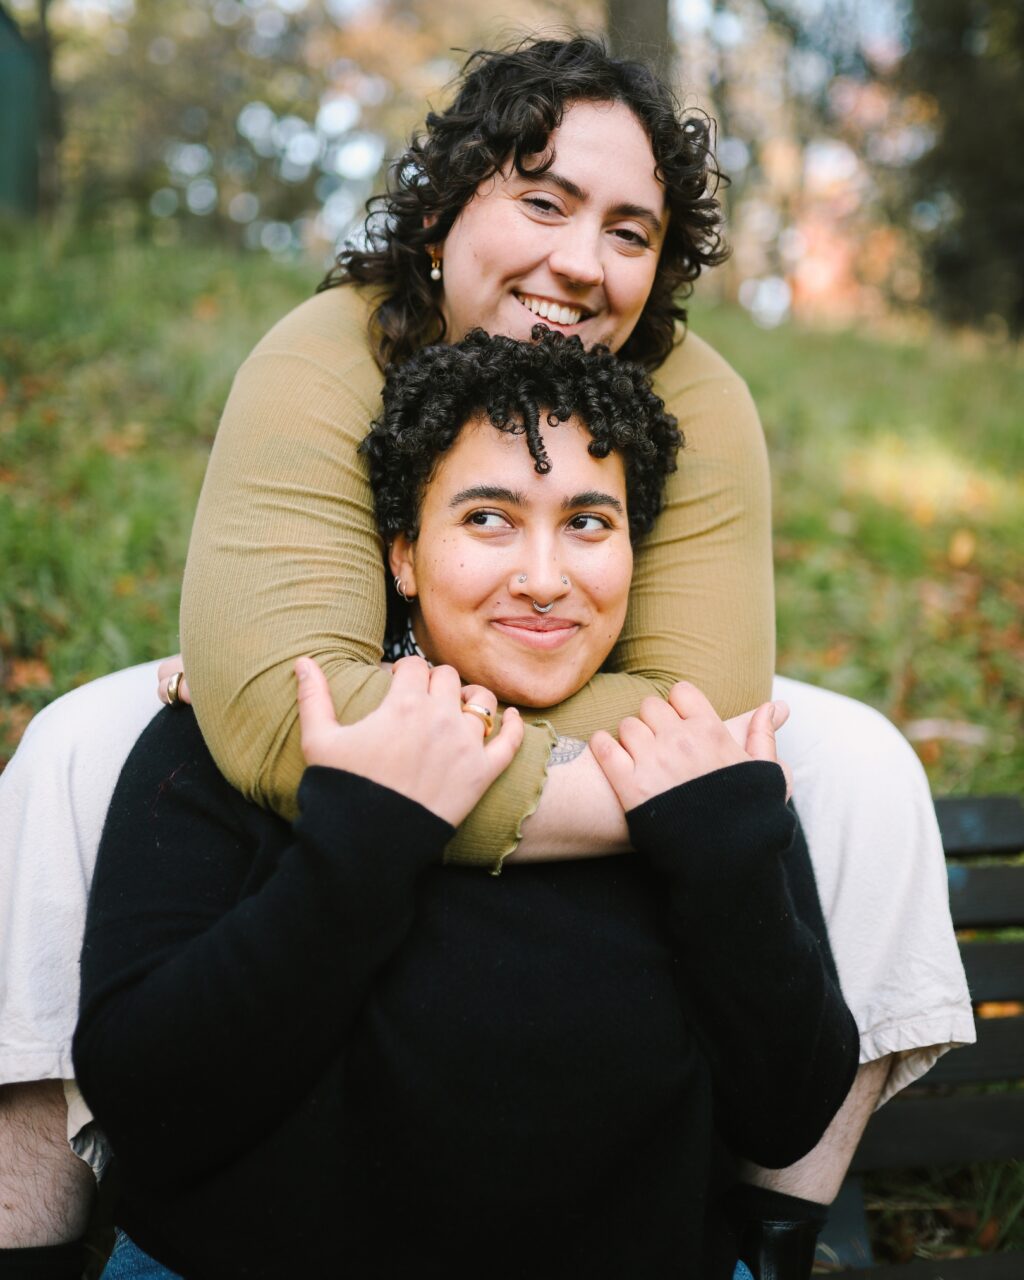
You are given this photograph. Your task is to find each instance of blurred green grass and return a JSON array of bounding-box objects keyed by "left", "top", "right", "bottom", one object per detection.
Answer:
[
  {"left": 2, "top": 235, "right": 1022, "bottom": 1264},
  {"left": 695, "top": 301, "right": 1024, "bottom": 797},
  {"left": 0, "top": 236, "right": 310, "bottom": 745}
]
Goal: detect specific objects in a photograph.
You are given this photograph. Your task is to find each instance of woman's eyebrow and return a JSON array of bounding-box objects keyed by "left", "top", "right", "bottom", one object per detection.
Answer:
[
  {"left": 541, "top": 170, "right": 664, "bottom": 234},
  {"left": 563, "top": 490, "right": 624, "bottom": 514},
  {"left": 448, "top": 485, "right": 525, "bottom": 508}
]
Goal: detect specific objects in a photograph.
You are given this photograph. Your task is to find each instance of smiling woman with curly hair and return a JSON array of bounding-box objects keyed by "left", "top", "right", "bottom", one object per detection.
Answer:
[{"left": 325, "top": 36, "right": 726, "bottom": 370}]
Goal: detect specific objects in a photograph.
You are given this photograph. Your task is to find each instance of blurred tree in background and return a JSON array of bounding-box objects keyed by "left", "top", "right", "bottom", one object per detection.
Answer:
[
  {"left": 896, "top": 0, "right": 1024, "bottom": 337},
  {"left": 0, "top": 1, "right": 59, "bottom": 216},
  {"left": 606, "top": 0, "right": 672, "bottom": 78}
]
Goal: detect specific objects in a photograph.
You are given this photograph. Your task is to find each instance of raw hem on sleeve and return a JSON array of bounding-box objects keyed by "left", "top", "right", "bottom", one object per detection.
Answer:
[
  {"left": 490, "top": 719, "right": 559, "bottom": 877},
  {"left": 442, "top": 719, "right": 557, "bottom": 872}
]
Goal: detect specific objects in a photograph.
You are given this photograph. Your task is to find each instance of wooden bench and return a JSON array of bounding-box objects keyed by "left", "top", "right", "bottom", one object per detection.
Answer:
[{"left": 818, "top": 794, "right": 1024, "bottom": 1278}]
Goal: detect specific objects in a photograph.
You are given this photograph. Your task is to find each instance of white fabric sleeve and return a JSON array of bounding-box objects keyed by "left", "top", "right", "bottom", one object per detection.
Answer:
[
  {"left": 0, "top": 661, "right": 163, "bottom": 1087},
  {"left": 773, "top": 675, "right": 976, "bottom": 1105}
]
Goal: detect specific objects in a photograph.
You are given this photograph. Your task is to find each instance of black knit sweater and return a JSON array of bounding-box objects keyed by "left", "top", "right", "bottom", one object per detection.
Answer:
[{"left": 74, "top": 708, "right": 858, "bottom": 1279}]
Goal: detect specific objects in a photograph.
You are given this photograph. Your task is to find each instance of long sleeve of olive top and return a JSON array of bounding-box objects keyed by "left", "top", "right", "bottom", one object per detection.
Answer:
[{"left": 180, "top": 285, "right": 774, "bottom": 868}]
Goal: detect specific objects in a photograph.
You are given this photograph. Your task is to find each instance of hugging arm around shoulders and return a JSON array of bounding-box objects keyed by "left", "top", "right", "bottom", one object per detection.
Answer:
[{"left": 178, "top": 289, "right": 775, "bottom": 869}]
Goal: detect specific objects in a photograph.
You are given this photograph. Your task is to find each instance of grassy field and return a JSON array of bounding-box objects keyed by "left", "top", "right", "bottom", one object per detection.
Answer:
[{"left": 2, "top": 236, "right": 1022, "bottom": 1263}]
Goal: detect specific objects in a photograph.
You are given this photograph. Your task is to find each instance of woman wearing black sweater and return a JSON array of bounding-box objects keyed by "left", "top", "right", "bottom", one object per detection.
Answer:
[{"left": 74, "top": 332, "right": 859, "bottom": 1279}]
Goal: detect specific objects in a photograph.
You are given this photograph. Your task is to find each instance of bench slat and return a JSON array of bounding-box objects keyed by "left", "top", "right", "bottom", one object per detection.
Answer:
[
  {"left": 851, "top": 1093, "right": 1024, "bottom": 1172},
  {"left": 836, "top": 794, "right": 1024, "bottom": 1275},
  {"left": 959, "top": 941, "right": 1024, "bottom": 1002},
  {"left": 922, "top": 1015, "right": 1024, "bottom": 1085},
  {"left": 948, "top": 864, "right": 1024, "bottom": 930},
  {"left": 936, "top": 795, "right": 1024, "bottom": 858},
  {"left": 841, "top": 1253, "right": 1024, "bottom": 1279}
]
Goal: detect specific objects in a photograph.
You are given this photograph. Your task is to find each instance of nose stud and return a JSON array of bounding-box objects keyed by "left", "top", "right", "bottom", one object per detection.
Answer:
[{"left": 516, "top": 573, "right": 570, "bottom": 613}]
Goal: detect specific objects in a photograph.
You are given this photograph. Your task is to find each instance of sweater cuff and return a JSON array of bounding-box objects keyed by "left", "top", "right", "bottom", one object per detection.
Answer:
[
  {"left": 626, "top": 761, "right": 794, "bottom": 874},
  {"left": 296, "top": 766, "right": 455, "bottom": 869}
]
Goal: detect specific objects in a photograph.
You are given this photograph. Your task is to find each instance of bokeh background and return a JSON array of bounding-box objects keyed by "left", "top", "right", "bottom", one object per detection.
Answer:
[{"left": 1, "top": 0, "right": 1023, "bottom": 1264}]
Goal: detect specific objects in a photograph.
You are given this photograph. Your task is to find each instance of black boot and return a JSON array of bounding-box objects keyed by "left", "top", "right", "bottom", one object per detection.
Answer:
[
  {"left": 733, "top": 1186, "right": 829, "bottom": 1280},
  {"left": 0, "top": 1242, "right": 85, "bottom": 1279},
  {"left": 740, "top": 1217, "right": 823, "bottom": 1280}
]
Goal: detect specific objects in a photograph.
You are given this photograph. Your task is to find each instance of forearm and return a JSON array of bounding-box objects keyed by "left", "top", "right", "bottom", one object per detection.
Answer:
[
  {"left": 503, "top": 709, "right": 768, "bottom": 864},
  {"left": 505, "top": 738, "right": 630, "bottom": 863}
]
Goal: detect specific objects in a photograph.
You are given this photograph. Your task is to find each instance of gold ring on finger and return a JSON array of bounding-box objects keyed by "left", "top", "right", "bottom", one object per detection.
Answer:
[
  {"left": 166, "top": 671, "right": 185, "bottom": 707},
  {"left": 461, "top": 702, "right": 495, "bottom": 738}
]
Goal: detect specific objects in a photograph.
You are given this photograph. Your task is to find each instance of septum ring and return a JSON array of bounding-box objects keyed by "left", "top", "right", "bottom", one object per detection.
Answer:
[
  {"left": 462, "top": 702, "right": 495, "bottom": 738},
  {"left": 532, "top": 600, "right": 554, "bottom": 614}
]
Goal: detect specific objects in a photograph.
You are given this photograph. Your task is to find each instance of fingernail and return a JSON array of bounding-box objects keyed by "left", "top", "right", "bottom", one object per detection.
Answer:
[{"left": 769, "top": 702, "right": 777, "bottom": 725}]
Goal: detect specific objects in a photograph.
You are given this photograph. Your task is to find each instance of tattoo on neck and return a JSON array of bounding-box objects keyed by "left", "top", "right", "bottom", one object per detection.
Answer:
[{"left": 550, "top": 736, "right": 586, "bottom": 767}]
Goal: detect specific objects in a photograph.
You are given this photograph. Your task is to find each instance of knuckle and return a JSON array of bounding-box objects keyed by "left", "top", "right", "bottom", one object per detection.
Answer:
[{"left": 394, "top": 654, "right": 424, "bottom": 673}]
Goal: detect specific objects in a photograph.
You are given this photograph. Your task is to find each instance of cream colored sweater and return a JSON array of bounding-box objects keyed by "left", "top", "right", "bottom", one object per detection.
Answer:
[{"left": 180, "top": 285, "right": 774, "bottom": 866}]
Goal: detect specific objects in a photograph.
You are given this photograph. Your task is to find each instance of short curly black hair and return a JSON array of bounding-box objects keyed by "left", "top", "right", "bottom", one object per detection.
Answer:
[
  {"left": 321, "top": 35, "right": 727, "bottom": 371},
  {"left": 360, "top": 327, "right": 681, "bottom": 552}
]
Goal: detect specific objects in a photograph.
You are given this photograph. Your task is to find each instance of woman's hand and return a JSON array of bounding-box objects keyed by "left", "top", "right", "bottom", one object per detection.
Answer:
[
  {"left": 157, "top": 655, "right": 191, "bottom": 707},
  {"left": 295, "top": 655, "right": 523, "bottom": 827},
  {"left": 590, "top": 682, "right": 791, "bottom": 813}
]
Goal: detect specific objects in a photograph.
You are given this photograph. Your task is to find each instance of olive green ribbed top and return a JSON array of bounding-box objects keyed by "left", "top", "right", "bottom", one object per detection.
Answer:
[{"left": 180, "top": 285, "right": 774, "bottom": 867}]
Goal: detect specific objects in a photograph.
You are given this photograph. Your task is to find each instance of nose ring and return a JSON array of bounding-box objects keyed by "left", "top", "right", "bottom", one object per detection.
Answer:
[
  {"left": 516, "top": 574, "right": 570, "bottom": 587},
  {"left": 532, "top": 600, "right": 554, "bottom": 614}
]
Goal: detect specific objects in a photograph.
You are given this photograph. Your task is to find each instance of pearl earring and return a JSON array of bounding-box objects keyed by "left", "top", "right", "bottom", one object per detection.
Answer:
[{"left": 429, "top": 249, "right": 442, "bottom": 282}]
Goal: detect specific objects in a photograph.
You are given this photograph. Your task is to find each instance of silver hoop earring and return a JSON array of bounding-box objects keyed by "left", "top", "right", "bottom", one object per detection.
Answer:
[{"left": 394, "top": 575, "right": 410, "bottom": 602}]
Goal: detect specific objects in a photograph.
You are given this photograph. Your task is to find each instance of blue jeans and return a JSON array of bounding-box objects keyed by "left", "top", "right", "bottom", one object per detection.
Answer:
[
  {"left": 101, "top": 1230, "right": 182, "bottom": 1280},
  {"left": 102, "top": 1228, "right": 755, "bottom": 1279}
]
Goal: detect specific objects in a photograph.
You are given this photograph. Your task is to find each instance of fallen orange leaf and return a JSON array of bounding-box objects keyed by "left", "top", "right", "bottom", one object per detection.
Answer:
[
  {"left": 193, "top": 294, "right": 221, "bottom": 321},
  {"left": 948, "top": 528, "right": 976, "bottom": 567},
  {"left": 6, "top": 658, "right": 54, "bottom": 692}
]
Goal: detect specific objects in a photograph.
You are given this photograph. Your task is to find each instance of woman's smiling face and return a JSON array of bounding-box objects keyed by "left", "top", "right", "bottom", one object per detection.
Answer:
[
  {"left": 438, "top": 100, "right": 667, "bottom": 355},
  {"left": 388, "top": 415, "right": 633, "bottom": 709}
]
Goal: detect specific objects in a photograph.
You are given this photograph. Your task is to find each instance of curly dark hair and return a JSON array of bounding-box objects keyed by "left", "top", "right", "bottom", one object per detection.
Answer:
[
  {"left": 360, "top": 327, "right": 681, "bottom": 556},
  {"left": 320, "top": 35, "right": 727, "bottom": 371}
]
